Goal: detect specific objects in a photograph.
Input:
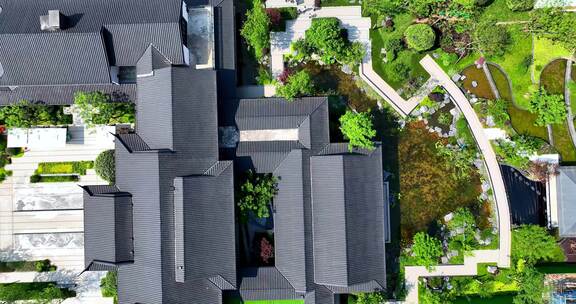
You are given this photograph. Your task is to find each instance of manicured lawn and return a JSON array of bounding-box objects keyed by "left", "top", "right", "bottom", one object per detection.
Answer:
[
  {"left": 488, "top": 64, "right": 513, "bottom": 103},
  {"left": 507, "top": 103, "right": 549, "bottom": 140},
  {"left": 488, "top": 25, "right": 533, "bottom": 109},
  {"left": 540, "top": 59, "right": 566, "bottom": 95},
  {"left": 370, "top": 13, "right": 430, "bottom": 97},
  {"left": 552, "top": 123, "right": 576, "bottom": 163},
  {"left": 481, "top": 0, "right": 530, "bottom": 22},
  {"left": 398, "top": 121, "right": 482, "bottom": 241},
  {"left": 533, "top": 38, "right": 573, "bottom": 84}
]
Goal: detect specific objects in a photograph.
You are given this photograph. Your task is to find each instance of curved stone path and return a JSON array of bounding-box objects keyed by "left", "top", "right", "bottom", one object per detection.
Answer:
[{"left": 564, "top": 59, "right": 576, "bottom": 152}]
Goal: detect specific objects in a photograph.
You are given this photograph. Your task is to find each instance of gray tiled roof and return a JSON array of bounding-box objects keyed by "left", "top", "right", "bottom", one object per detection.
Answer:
[
  {"left": 558, "top": 166, "right": 576, "bottom": 237},
  {"left": 238, "top": 267, "right": 301, "bottom": 300},
  {"left": 0, "top": 0, "right": 183, "bottom": 88},
  {"left": 83, "top": 190, "right": 133, "bottom": 267},
  {"left": 310, "top": 147, "right": 386, "bottom": 289},
  {"left": 0, "top": 33, "right": 111, "bottom": 85}
]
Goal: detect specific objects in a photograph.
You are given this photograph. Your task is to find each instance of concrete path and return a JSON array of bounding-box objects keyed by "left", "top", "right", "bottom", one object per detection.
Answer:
[{"left": 564, "top": 59, "right": 576, "bottom": 151}]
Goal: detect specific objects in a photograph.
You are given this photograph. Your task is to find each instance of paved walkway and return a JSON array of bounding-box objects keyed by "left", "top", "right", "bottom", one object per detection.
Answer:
[{"left": 564, "top": 59, "right": 576, "bottom": 151}]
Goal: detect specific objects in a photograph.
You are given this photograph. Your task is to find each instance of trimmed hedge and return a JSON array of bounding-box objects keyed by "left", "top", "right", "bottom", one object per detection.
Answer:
[
  {"left": 95, "top": 150, "right": 115, "bottom": 183},
  {"left": 30, "top": 175, "right": 79, "bottom": 183},
  {"left": 35, "top": 161, "right": 94, "bottom": 175}
]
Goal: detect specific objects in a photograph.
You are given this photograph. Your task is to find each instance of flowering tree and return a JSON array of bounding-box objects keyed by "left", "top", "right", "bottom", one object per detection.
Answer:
[{"left": 260, "top": 237, "right": 274, "bottom": 264}]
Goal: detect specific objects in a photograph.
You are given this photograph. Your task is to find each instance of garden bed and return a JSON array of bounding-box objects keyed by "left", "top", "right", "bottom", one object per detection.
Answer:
[
  {"left": 0, "top": 259, "right": 56, "bottom": 273},
  {"left": 540, "top": 59, "right": 567, "bottom": 95},
  {"left": 398, "top": 121, "right": 482, "bottom": 242},
  {"left": 488, "top": 64, "right": 513, "bottom": 103},
  {"left": 0, "top": 282, "right": 75, "bottom": 302}
]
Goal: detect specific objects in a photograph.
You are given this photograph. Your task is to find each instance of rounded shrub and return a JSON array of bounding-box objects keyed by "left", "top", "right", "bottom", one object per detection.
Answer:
[
  {"left": 95, "top": 150, "right": 115, "bottom": 184},
  {"left": 506, "top": 0, "right": 534, "bottom": 11},
  {"left": 404, "top": 24, "right": 436, "bottom": 51}
]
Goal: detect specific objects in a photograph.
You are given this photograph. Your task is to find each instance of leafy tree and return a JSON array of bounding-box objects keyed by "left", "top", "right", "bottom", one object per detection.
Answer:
[
  {"left": 354, "top": 292, "right": 386, "bottom": 304},
  {"left": 407, "top": 0, "right": 437, "bottom": 17},
  {"left": 506, "top": 0, "right": 534, "bottom": 11},
  {"left": 404, "top": 24, "right": 436, "bottom": 51},
  {"left": 512, "top": 225, "right": 564, "bottom": 265},
  {"left": 419, "top": 283, "right": 445, "bottom": 304},
  {"left": 0, "top": 100, "right": 71, "bottom": 128},
  {"left": 513, "top": 265, "right": 545, "bottom": 304},
  {"left": 527, "top": 88, "right": 566, "bottom": 126},
  {"left": 100, "top": 271, "right": 118, "bottom": 304},
  {"left": 494, "top": 135, "right": 540, "bottom": 169},
  {"left": 473, "top": 20, "right": 510, "bottom": 57},
  {"left": 303, "top": 18, "right": 365, "bottom": 65},
  {"left": 0, "top": 283, "right": 74, "bottom": 302},
  {"left": 240, "top": 0, "right": 270, "bottom": 58},
  {"left": 388, "top": 61, "right": 411, "bottom": 82},
  {"left": 339, "top": 110, "right": 377, "bottom": 151},
  {"left": 74, "top": 91, "right": 135, "bottom": 127},
  {"left": 95, "top": 150, "right": 115, "bottom": 184},
  {"left": 529, "top": 8, "right": 576, "bottom": 51},
  {"left": 411, "top": 232, "right": 443, "bottom": 269},
  {"left": 276, "top": 70, "right": 314, "bottom": 100},
  {"left": 237, "top": 170, "right": 278, "bottom": 220}
]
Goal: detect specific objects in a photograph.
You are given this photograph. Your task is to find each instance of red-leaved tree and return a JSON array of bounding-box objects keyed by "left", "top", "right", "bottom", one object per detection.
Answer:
[
  {"left": 266, "top": 8, "right": 281, "bottom": 27},
  {"left": 260, "top": 237, "right": 274, "bottom": 264}
]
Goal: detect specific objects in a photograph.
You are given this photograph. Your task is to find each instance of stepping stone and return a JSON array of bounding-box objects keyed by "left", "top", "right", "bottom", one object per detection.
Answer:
[{"left": 471, "top": 80, "right": 478, "bottom": 88}]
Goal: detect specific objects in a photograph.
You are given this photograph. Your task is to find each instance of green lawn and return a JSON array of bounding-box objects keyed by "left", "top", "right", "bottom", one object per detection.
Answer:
[
  {"left": 507, "top": 102, "right": 549, "bottom": 140},
  {"left": 488, "top": 64, "right": 513, "bottom": 102},
  {"left": 533, "top": 38, "right": 573, "bottom": 84},
  {"left": 552, "top": 123, "right": 576, "bottom": 163},
  {"left": 488, "top": 25, "right": 534, "bottom": 109}
]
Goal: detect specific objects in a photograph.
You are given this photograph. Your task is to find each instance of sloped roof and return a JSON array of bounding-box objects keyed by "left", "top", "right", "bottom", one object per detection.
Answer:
[
  {"left": 136, "top": 63, "right": 218, "bottom": 157},
  {"left": 83, "top": 188, "right": 133, "bottom": 266},
  {"left": 238, "top": 267, "right": 301, "bottom": 301},
  {"left": 0, "top": 33, "right": 110, "bottom": 85},
  {"left": 310, "top": 146, "right": 386, "bottom": 289},
  {"left": 0, "top": 0, "right": 184, "bottom": 86},
  {"left": 558, "top": 166, "right": 576, "bottom": 237}
]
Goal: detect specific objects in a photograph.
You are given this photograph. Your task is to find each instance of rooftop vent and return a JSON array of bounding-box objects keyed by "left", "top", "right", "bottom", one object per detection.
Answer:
[{"left": 40, "top": 10, "right": 62, "bottom": 32}]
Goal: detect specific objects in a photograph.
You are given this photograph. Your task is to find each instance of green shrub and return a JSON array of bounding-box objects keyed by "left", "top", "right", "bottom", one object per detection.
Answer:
[
  {"left": 0, "top": 282, "right": 75, "bottom": 302},
  {"left": 100, "top": 271, "right": 118, "bottom": 304},
  {"left": 486, "top": 99, "right": 511, "bottom": 127},
  {"left": 34, "top": 260, "right": 56, "bottom": 272},
  {"left": 339, "top": 110, "right": 377, "bottom": 151},
  {"left": 240, "top": 0, "right": 270, "bottom": 59},
  {"left": 74, "top": 91, "right": 135, "bottom": 127},
  {"left": 35, "top": 161, "right": 93, "bottom": 175},
  {"left": 411, "top": 232, "right": 443, "bottom": 270},
  {"left": 352, "top": 292, "right": 386, "bottom": 304},
  {"left": 527, "top": 88, "right": 566, "bottom": 126},
  {"left": 237, "top": 170, "right": 278, "bottom": 220},
  {"left": 276, "top": 70, "right": 314, "bottom": 100},
  {"left": 404, "top": 24, "right": 436, "bottom": 51},
  {"left": 512, "top": 225, "right": 565, "bottom": 265},
  {"left": 5, "top": 148, "right": 24, "bottom": 158},
  {"left": 0, "top": 100, "right": 71, "bottom": 128},
  {"left": 506, "top": 0, "right": 534, "bottom": 11},
  {"left": 494, "top": 135, "right": 540, "bottom": 169},
  {"left": 95, "top": 150, "right": 115, "bottom": 183}
]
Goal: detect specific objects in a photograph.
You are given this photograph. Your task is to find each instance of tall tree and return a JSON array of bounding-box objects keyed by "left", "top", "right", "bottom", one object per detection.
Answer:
[
  {"left": 339, "top": 110, "right": 377, "bottom": 151},
  {"left": 240, "top": 0, "right": 270, "bottom": 59}
]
